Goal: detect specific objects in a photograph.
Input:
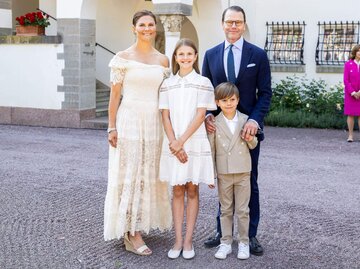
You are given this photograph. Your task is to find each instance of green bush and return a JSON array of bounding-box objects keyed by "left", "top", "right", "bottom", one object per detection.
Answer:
[{"left": 266, "top": 76, "right": 345, "bottom": 129}]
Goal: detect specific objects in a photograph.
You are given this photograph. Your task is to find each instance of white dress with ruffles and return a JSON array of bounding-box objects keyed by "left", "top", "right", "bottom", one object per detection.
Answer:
[
  {"left": 104, "top": 54, "right": 172, "bottom": 241},
  {"left": 159, "top": 70, "right": 217, "bottom": 186}
]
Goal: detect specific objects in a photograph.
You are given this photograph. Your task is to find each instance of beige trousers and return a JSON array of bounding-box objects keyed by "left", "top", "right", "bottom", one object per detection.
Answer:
[{"left": 217, "top": 172, "right": 250, "bottom": 245}]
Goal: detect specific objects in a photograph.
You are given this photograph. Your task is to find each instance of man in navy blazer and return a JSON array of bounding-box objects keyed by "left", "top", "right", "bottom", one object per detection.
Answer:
[{"left": 202, "top": 5, "right": 272, "bottom": 256}]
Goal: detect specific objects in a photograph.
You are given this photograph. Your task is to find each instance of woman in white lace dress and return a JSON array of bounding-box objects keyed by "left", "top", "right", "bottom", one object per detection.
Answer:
[{"left": 104, "top": 10, "right": 172, "bottom": 256}]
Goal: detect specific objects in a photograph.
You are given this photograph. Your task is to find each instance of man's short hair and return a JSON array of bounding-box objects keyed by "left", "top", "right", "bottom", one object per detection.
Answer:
[
  {"left": 214, "top": 82, "right": 240, "bottom": 100},
  {"left": 221, "top": 6, "right": 246, "bottom": 22}
]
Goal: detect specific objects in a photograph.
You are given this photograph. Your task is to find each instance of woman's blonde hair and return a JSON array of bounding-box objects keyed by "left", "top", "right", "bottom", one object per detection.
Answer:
[{"left": 171, "top": 38, "right": 200, "bottom": 75}]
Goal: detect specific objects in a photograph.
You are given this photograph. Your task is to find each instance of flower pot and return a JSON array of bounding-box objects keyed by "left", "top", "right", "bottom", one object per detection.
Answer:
[{"left": 16, "top": 25, "right": 45, "bottom": 36}]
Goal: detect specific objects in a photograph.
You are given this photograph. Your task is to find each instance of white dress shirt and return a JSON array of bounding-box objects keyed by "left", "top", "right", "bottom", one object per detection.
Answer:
[
  {"left": 224, "top": 37, "right": 244, "bottom": 80},
  {"left": 223, "top": 111, "right": 239, "bottom": 135}
]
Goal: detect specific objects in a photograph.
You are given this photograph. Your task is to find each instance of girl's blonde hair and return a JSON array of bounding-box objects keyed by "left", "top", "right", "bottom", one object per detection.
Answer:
[{"left": 171, "top": 38, "right": 200, "bottom": 75}]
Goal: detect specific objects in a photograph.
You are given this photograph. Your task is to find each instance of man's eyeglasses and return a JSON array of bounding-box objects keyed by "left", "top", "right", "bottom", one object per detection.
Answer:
[{"left": 224, "top": 20, "right": 244, "bottom": 27}]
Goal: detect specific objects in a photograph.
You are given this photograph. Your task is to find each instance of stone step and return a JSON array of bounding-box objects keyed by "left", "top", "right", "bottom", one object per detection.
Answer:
[
  {"left": 96, "top": 100, "right": 109, "bottom": 108},
  {"left": 95, "top": 108, "right": 108, "bottom": 117},
  {"left": 81, "top": 115, "right": 108, "bottom": 129},
  {"left": 95, "top": 80, "right": 110, "bottom": 118},
  {"left": 96, "top": 88, "right": 110, "bottom": 93},
  {"left": 96, "top": 80, "right": 109, "bottom": 89},
  {"left": 96, "top": 95, "right": 110, "bottom": 102}
]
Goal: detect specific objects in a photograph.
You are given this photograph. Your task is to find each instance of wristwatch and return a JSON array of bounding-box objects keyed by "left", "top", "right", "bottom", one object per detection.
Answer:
[{"left": 107, "top": 127, "right": 117, "bottom": 133}]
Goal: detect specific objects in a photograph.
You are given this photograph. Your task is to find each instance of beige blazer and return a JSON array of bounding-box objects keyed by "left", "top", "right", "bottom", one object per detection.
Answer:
[{"left": 208, "top": 111, "right": 258, "bottom": 175}]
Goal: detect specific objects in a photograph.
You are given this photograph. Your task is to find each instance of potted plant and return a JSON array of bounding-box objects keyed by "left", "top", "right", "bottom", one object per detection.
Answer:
[{"left": 15, "top": 12, "right": 50, "bottom": 36}]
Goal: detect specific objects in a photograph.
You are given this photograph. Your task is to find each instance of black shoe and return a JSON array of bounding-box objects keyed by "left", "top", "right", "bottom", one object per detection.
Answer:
[
  {"left": 204, "top": 232, "right": 221, "bottom": 248},
  {"left": 249, "top": 237, "right": 264, "bottom": 256}
]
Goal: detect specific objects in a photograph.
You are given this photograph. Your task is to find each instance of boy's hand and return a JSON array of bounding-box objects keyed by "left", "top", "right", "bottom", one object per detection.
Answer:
[
  {"left": 205, "top": 114, "right": 216, "bottom": 133},
  {"left": 243, "top": 134, "right": 254, "bottom": 142}
]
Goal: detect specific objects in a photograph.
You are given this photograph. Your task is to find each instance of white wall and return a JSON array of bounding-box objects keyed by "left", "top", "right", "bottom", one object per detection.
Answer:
[
  {"left": 39, "top": 0, "right": 57, "bottom": 36},
  {"left": 188, "top": 0, "right": 225, "bottom": 68},
  {"left": 95, "top": 0, "right": 154, "bottom": 85},
  {"left": 0, "top": 9, "right": 12, "bottom": 28},
  {"left": 232, "top": 0, "right": 358, "bottom": 86},
  {"left": 0, "top": 44, "right": 64, "bottom": 109},
  {"left": 57, "top": 0, "right": 82, "bottom": 18}
]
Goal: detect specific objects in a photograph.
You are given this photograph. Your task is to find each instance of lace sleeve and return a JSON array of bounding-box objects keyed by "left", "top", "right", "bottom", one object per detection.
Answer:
[
  {"left": 163, "top": 68, "right": 171, "bottom": 79},
  {"left": 109, "top": 55, "right": 127, "bottom": 86}
]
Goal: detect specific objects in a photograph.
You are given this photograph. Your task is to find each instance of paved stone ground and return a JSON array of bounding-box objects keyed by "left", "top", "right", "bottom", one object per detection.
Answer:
[{"left": 0, "top": 124, "right": 359, "bottom": 269}]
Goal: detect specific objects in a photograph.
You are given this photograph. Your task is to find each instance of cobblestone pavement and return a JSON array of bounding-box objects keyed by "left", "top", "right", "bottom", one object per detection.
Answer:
[{"left": 0, "top": 125, "right": 359, "bottom": 269}]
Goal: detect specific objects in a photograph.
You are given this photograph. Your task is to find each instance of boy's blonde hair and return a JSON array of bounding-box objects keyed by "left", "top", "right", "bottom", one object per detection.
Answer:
[{"left": 214, "top": 82, "right": 240, "bottom": 100}]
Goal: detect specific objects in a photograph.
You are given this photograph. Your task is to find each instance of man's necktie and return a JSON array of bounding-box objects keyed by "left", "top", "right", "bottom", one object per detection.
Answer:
[{"left": 227, "top": 44, "right": 236, "bottom": 83}]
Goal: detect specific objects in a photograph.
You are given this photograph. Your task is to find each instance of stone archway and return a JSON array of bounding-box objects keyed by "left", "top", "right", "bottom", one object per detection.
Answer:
[
  {"left": 155, "top": 16, "right": 165, "bottom": 54},
  {"left": 181, "top": 17, "right": 199, "bottom": 51}
]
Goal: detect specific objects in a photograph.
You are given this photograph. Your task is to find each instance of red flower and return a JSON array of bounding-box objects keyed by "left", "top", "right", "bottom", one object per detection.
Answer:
[
  {"left": 19, "top": 16, "right": 25, "bottom": 25},
  {"left": 37, "top": 12, "right": 44, "bottom": 19},
  {"left": 16, "top": 10, "right": 50, "bottom": 27}
]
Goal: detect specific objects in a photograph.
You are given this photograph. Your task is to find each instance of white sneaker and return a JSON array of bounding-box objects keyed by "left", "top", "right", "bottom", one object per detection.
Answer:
[
  {"left": 237, "top": 242, "right": 250, "bottom": 260},
  {"left": 214, "top": 243, "right": 232, "bottom": 260}
]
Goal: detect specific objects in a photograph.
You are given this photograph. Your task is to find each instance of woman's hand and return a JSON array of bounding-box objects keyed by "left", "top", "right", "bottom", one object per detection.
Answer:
[
  {"left": 205, "top": 114, "right": 216, "bottom": 133},
  {"left": 108, "top": 130, "right": 118, "bottom": 148},
  {"left": 175, "top": 149, "right": 188, "bottom": 163},
  {"left": 169, "top": 139, "right": 184, "bottom": 154},
  {"left": 354, "top": 91, "right": 360, "bottom": 100}
]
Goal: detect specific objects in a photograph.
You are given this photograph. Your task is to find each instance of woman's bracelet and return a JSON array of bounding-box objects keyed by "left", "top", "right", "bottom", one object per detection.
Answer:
[{"left": 107, "top": 127, "right": 117, "bottom": 133}]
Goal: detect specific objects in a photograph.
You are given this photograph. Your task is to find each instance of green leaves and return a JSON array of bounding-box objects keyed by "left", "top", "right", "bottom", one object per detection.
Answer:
[{"left": 266, "top": 76, "right": 345, "bottom": 129}]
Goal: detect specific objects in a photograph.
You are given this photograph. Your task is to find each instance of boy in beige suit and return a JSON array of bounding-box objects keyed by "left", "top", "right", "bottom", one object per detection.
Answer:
[{"left": 208, "top": 82, "right": 258, "bottom": 260}]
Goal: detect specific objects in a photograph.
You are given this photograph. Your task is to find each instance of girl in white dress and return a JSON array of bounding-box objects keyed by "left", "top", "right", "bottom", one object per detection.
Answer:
[{"left": 159, "top": 38, "right": 217, "bottom": 259}]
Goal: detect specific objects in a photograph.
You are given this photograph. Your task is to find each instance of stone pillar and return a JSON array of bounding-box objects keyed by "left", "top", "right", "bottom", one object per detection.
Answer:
[
  {"left": 57, "top": 18, "right": 96, "bottom": 123},
  {"left": 159, "top": 14, "right": 185, "bottom": 60},
  {"left": 55, "top": 0, "right": 97, "bottom": 126},
  {"left": 153, "top": 0, "right": 193, "bottom": 60},
  {"left": 0, "top": 0, "right": 12, "bottom": 35}
]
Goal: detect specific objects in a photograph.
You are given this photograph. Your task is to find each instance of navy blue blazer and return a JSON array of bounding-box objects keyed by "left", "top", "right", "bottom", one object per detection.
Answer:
[{"left": 202, "top": 40, "right": 272, "bottom": 140}]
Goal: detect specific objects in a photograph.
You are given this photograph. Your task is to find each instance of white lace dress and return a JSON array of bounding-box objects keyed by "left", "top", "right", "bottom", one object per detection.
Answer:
[
  {"left": 159, "top": 70, "right": 217, "bottom": 186},
  {"left": 104, "top": 55, "right": 172, "bottom": 241}
]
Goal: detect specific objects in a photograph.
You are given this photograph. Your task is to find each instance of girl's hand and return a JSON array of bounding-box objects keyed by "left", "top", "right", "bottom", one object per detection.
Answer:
[
  {"left": 108, "top": 130, "right": 118, "bottom": 148},
  {"left": 169, "top": 139, "right": 184, "bottom": 154},
  {"left": 175, "top": 149, "right": 188, "bottom": 163},
  {"left": 208, "top": 184, "right": 215, "bottom": 189}
]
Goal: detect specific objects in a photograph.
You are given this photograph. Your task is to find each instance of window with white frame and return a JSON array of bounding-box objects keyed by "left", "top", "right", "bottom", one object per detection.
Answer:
[
  {"left": 265, "top": 22, "right": 305, "bottom": 65},
  {"left": 316, "top": 21, "right": 360, "bottom": 65}
]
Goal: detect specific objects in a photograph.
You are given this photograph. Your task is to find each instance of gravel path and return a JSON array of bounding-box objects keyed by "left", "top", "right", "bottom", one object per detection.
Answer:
[{"left": 0, "top": 125, "right": 359, "bottom": 269}]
